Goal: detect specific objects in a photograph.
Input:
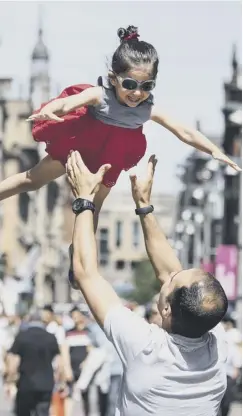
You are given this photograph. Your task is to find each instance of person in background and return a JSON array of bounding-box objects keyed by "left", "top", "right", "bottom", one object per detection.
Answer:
[
  {"left": 65, "top": 306, "right": 93, "bottom": 416},
  {"left": 4, "top": 311, "right": 61, "bottom": 416},
  {"left": 41, "top": 304, "right": 73, "bottom": 381},
  {"left": 89, "top": 318, "right": 123, "bottom": 416},
  {"left": 41, "top": 305, "right": 72, "bottom": 416},
  {"left": 220, "top": 316, "right": 242, "bottom": 416},
  {"left": 145, "top": 301, "right": 162, "bottom": 327}
]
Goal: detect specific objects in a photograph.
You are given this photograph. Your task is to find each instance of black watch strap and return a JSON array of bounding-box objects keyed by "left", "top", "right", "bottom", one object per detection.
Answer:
[{"left": 135, "top": 205, "right": 154, "bottom": 215}]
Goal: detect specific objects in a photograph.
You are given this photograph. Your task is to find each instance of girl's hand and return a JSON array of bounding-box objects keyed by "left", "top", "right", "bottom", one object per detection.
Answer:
[
  {"left": 212, "top": 151, "right": 241, "bottom": 172},
  {"left": 26, "top": 110, "right": 64, "bottom": 123}
]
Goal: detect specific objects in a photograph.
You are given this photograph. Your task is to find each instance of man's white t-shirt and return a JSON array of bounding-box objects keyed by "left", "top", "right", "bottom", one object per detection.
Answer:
[{"left": 104, "top": 305, "right": 227, "bottom": 416}]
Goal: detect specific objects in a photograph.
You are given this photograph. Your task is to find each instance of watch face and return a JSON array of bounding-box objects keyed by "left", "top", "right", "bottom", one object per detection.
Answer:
[{"left": 73, "top": 198, "right": 83, "bottom": 212}]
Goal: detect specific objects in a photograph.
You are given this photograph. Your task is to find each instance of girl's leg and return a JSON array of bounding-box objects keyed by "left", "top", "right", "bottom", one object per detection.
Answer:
[
  {"left": 0, "top": 155, "right": 65, "bottom": 201},
  {"left": 93, "top": 184, "right": 111, "bottom": 232}
]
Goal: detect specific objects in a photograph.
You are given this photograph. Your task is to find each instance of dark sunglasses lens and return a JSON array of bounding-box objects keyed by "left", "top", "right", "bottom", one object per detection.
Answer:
[
  {"left": 142, "top": 81, "right": 155, "bottom": 92},
  {"left": 122, "top": 79, "right": 138, "bottom": 90}
]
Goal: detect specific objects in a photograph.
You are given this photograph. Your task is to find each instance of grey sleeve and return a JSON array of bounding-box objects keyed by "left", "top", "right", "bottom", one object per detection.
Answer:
[{"left": 103, "top": 305, "right": 154, "bottom": 367}]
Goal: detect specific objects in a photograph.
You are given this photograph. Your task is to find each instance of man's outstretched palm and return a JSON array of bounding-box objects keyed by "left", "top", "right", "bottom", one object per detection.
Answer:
[
  {"left": 66, "top": 151, "right": 111, "bottom": 198},
  {"left": 130, "top": 155, "right": 158, "bottom": 207}
]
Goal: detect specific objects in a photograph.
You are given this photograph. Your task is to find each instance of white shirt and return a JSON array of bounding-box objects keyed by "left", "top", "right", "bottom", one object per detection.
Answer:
[
  {"left": 104, "top": 305, "right": 227, "bottom": 416},
  {"left": 46, "top": 321, "right": 65, "bottom": 346}
]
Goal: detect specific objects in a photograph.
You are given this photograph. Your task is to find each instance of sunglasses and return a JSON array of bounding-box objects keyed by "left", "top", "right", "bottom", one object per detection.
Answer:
[{"left": 116, "top": 75, "right": 156, "bottom": 92}]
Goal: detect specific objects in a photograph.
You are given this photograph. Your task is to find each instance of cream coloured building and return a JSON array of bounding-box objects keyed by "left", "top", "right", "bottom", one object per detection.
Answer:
[
  {"left": 96, "top": 192, "right": 176, "bottom": 285},
  {"left": 63, "top": 191, "right": 176, "bottom": 300}
]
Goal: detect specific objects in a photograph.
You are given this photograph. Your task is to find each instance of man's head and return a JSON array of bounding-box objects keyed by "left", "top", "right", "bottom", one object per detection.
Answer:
[
  {"left": 70, "top": 306, "right": 86, "bottom": 329},
  {"left": 158, "top": 268, "right": 228, "bottom": 338},
  {"left": 41, "top": 304, "right": 54, "bottom": 325}
]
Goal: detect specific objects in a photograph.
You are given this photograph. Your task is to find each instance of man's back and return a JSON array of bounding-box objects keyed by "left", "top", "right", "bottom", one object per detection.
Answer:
[
  {"left": 104, "top": 306, "right": 227, "bottom": 416},
  {"left": 10, "top": 326, "right": 59, "bottom": 392}
]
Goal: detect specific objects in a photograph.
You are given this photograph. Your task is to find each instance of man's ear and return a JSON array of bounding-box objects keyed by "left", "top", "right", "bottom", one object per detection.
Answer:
[{"left": 161, "top": 302, "right": 171, "bottom": 319}]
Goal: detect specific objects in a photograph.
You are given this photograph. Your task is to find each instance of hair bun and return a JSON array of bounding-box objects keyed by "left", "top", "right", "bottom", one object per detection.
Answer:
[{"left": 117, "top": 25, "right": 140, "bottom": 42}]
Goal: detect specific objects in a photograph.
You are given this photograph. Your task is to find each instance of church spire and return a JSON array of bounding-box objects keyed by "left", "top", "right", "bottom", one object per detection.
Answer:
[
  {"left": 231, "top": 44, "right": 238, "bottom": 85},
  {"left": 30, "top": 4, "right": 50, "bottom": 108},
  {"left": 31, "top": 5, "right": 49, "bottom": 61}
]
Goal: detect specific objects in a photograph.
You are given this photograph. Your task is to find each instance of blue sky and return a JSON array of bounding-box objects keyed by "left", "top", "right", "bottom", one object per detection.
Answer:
[{"left": 0, "top": 1, "right": 241, "bottom": 193}]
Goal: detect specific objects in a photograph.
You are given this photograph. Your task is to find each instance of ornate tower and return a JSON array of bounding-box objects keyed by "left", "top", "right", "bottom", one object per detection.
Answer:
[
  {"left": 30, "top": 13, "right": 50, "bottom": 110},
  {"left": 221, "top": 45, "right": 242, "bottom": 245}
]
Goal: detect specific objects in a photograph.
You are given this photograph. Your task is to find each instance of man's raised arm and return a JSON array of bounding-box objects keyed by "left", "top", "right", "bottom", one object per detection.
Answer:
[
  {"left": 66, "top": 152, "right": 122, "bottom": 328},
  {"left": 130, "top": 156, "right": 182, "bottom": 284}
]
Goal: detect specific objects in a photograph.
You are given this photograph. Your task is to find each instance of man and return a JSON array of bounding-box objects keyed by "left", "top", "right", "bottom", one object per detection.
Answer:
[
  {"left": 66, "top": 151, "right": 228, "bottom": 416},
  {"left": 5, "top": 311, "right": 60, "bottom": 416},
  {"left": 41, "top": 304, "right": 72, "bottom": 416},
  {"left": 220, "top": 316, "right": 242, "bottom": 416},
  {"left": 65, "top": 306, "right": 93, "bottom": 416}
]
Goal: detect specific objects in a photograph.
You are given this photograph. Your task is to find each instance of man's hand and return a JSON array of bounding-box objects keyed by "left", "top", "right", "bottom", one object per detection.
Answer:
[
  {"left": 130, "top": 155, "right": 158, "bottom": 207},
  {"left": 65, "top": 151, "right": 111, "bottom": 201}
]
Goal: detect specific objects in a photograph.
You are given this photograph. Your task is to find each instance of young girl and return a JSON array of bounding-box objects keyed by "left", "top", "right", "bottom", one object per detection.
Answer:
[{"left": 0, "top": 25, "right": 240, "bottom": 287}]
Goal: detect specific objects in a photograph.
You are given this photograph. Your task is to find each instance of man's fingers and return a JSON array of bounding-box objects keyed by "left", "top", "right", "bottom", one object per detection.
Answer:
[
  {"left": 73, "top": 151, "right": 89, "bottom": 172},
  {"left": 65, "top": 162, "right": 74, "bottom": 181},
  {"left": 97, "top": 164, "right": 111, "bottom": 179},
  {"left": 147, "top": 155, "right": 158, "bottom": 179},
  {"left": 129, "top": 174, "right": 137, "bottom": 184}
]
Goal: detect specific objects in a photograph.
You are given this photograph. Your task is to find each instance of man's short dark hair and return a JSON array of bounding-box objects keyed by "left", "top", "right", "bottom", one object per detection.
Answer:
[
  {"left": 43, "top": 304, "right": 54, "bottom": 313},
  {"left": 167, "top": 272, "right": 228, "bottom": 338},
  {"left": 70, "top": 306, "right": 81, "bottom": 315}
]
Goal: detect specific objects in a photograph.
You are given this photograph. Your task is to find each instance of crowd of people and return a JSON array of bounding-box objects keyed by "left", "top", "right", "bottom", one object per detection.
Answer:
[
  {"left": 0, "top": 150, "right": 242, "bottom": 416},
  {"left": 0, "top": 297, "right": 241, "bottom": 416},
  {"left": 0, "top": 297, "right": 164, "bottom": 416}
]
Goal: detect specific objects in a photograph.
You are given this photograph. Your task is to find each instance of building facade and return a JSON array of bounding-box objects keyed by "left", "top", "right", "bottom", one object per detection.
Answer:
[
  {"left": 174, "top": 47, "right": 242, "bottom": 322},
  {"left": 0, "top": 21, "right": 69, "bottom": 310},
  {"left": 64, "top": 192, "right": 176, "bottom": 288}
]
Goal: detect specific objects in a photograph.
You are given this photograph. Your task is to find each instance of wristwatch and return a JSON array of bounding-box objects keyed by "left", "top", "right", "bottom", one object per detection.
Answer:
[
  {"left": 135, "top": 205, "right": 154, "bottom": 215},
  {"left": 72, "top": 198, "right": 95, "bottom": 215}
]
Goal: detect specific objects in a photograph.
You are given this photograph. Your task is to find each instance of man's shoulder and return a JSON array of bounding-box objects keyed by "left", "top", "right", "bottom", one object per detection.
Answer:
[{"left": 210, "top": 323, "right": 226, "bottom": 341}]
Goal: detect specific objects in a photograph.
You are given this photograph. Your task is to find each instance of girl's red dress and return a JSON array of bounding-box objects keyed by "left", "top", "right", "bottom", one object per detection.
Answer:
[{"left": 32, "top": 84, "right": 147, "bottom": 187}]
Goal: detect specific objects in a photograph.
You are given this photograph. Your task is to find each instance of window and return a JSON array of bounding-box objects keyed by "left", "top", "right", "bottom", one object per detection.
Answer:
[
  {"left": 99, "top": 228, "right": 109, "bottom": 266},
  {"left": 132, "top": 221, "right": 140, "bottom": 248},
  {"left": 47, "top": 182, "right": 59, "bottom": 213},
  {"left": 19, "top": 192, "right": 30, "bottom": 222},
  {"left": 131, "top": 261, "right": 138, "bottom": 270},
  {"left": 116, "top": 260, "right": 125, "bottom": 270},
  {"left": 115, "top": 221, "right": 123, "bottom": 247}
]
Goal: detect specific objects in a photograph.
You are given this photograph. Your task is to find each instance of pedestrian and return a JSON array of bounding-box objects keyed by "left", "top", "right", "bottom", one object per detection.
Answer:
[
  {"left": 65, "top": 150, "right": 228, "bottom": 416},
  {"left": 65, "top": 306, "right": 93, "bottom": 416},
  {"left": 4, "top": 311, "right": 61, "bottom": 416}
]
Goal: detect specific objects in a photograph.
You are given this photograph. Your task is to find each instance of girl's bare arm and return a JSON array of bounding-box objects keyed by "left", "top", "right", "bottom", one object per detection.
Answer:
[{"left": 27, "top": 86, "right": 103, "bottom": 122}]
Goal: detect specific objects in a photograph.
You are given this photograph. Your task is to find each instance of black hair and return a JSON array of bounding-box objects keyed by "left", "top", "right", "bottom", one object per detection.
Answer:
[
  {"left": 43, "top": 304, "right": 54, "bottom": 313},
  {"left": 167, "top": 272, "right": 228, "bottom": 338},
  {"left": 111, "top": 25, "right": 159, "bottom": 79},
  {"left": 70, "top": 306, "right": 80, "bottom": 314}
]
